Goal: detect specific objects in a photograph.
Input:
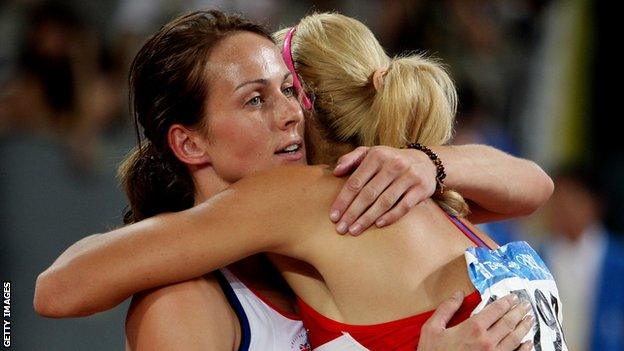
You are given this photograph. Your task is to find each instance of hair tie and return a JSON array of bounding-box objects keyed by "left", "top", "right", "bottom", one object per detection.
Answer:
[
  {"left": 372, "top": 67, "right": 389, "bottom": 91},
  {"left": 282, "top": 26, "right": 313, "bottom": 110}
]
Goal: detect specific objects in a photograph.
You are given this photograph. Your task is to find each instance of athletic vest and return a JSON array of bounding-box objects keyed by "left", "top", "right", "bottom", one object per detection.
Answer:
[
  {"left": 216, "top": 268, "right": 310, "bottom": 351},
  {"left": 298, "top": 212, "right": 567, "bottom": 351},
  {"left": 297, "top": 214, "right": 489, "bottom": 350}
]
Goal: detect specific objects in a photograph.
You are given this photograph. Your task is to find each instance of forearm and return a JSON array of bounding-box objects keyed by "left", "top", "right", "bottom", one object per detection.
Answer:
[
  {"left": 432, "top": 144, "right": 553, "bottom": 223},
  {"left": 33, "top": 167, "right": 320, "bottom": 318},
  {"left": 34, "top": 206, "right": 256, "bottom": 318},
  {"left": 34, "top": 217, "right": 211, "bottom": 318},
  {"left": 34, "top": 234, "right": 108, "bottom": 317}
]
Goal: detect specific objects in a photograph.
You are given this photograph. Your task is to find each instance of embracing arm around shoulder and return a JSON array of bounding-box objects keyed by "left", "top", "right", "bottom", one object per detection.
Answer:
[
  {"left": 328, "top": 144, "right": 553, "bottom": 233},
  {"left": 433, "top": 144, "right": 553, "bottom": 223},
  {"left": 34, "top": 165, "right": 334, "bottom": 318}
]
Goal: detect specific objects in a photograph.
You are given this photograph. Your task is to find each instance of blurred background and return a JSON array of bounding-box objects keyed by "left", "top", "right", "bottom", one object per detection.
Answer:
[{"left": 0, "top": 0, "right": 620, "bottom": 350}]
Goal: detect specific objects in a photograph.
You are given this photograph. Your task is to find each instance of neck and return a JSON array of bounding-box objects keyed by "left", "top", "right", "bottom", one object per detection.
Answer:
[
  {"left": 191, "top": 165, "right": 231, "bottom": 205},
  {"left": 306, "top": 117, "right": 355, "bottom": 165},
  {"left": 310, "top": 141, "right": 355, "bottom": 165}
]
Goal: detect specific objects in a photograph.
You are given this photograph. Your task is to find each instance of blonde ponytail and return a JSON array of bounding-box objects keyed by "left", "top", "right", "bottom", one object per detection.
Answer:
[
  {"left": 373, "top": 56, "right": 468, "bottom": 217},
  {"left": 276, "top": 12, "right": 469, "bottom": 216},
  {"left": 435, "top": 190, "right": 469, "bottom": 218},
  {"left": 366, "top": 55, "right": 457, "bottom": 147}
]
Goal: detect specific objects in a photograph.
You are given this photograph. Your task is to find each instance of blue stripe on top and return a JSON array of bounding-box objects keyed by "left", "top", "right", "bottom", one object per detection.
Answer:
[
  {"left": 215, "top": 270, "right": 252, "bottom": 351},
  {"left": 447, "top": 215, "right": 492, "bottom": 249}
]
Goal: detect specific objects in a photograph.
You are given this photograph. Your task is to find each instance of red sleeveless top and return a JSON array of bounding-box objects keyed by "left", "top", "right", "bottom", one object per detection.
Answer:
[{"left": 297, "top": 214, "right": 492, "bottom": 350}]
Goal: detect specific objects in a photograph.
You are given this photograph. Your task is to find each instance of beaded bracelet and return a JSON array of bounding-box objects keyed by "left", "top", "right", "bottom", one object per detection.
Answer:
[{"left": 406, "top": 142, "right": 446, "bottom": 195}]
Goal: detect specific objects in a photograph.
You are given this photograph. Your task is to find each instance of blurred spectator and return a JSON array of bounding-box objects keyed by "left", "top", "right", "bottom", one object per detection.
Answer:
[
  {"left": 454, "top": 84, "right": 518, "bottom": 155},
  {"left": 0, "top": 0, "right": 123, "bottom": 171},
  {"left": 542, "top": 165, "right": 624, "bottom": 351}
]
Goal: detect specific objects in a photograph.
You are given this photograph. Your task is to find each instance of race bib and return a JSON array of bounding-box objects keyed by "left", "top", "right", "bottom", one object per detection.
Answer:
[{"left": 465, "top": 241, "right": 568, "bottom": 351}]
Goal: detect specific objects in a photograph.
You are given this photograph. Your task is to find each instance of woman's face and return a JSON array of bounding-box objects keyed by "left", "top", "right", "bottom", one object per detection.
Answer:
[{"left": 201, "top": 32, "right": 306, "bottom": 184}]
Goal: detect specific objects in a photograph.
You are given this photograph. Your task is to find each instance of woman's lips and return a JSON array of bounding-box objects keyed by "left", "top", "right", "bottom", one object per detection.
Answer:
[{"left": 275, "top": 147, "right": 304, "bottom": 162}]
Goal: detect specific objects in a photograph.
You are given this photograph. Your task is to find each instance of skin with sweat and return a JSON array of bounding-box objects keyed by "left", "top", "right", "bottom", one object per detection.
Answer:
[{"left": 181, "top": 32, "right": 306, "bottom": 203}]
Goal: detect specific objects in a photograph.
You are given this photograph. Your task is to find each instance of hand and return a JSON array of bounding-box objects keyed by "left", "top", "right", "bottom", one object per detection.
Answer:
[
  {"left": 330, "top": 146, "right": 437, "bottom": 235},
  {"left": 417, "top": 292, "right": 535, "bottom": 351}
]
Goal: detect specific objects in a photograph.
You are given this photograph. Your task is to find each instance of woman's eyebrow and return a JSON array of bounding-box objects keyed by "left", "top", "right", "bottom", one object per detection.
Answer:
[
  {"left": 235, "top": 78, "right": 267, "bottom": 91},
  {"left": 234, "top": 73, "right": 292, "bottom": 92}
]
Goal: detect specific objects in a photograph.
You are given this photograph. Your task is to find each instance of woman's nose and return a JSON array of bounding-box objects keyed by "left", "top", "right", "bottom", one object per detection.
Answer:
[{"left": 274, "top": 94, "right": 304, "bottom": 131}]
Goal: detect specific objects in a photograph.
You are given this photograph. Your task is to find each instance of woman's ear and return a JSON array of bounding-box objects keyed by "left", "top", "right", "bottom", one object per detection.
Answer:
[{"left": 167, "top": 124, "right": 211, "bottom": 165}]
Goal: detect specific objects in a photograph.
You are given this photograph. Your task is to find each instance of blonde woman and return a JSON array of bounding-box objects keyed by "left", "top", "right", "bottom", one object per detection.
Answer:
[{"left": 35, "top": 11, "right": 551, "bottom": 350}]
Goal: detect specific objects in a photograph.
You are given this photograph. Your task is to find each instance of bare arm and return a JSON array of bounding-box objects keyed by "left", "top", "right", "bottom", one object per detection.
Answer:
[
  {"left": 125, "top": 275, "right": 239, "bottom": 351},
  {"left": 34, "top": 165, "right": 331, "bottom": 317},
  {"left": 435, "top": 144, "right": 553, "bottom": 223},
  {"left": 34, "top": 145, "right": 553, "bottom": 317},
  {"left": 330, "top": 144, "right": 553, "bottom": 234}
]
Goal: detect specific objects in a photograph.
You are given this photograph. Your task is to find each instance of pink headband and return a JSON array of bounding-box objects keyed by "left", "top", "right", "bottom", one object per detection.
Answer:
[{"left": 282, "top": 26, "right": 313, "bottom": 110}]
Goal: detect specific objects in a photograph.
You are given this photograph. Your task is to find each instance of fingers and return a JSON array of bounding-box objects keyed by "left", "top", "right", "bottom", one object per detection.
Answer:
[
  {"left": 372, "top": 185, "right": 428, "bottom": 229},
  {"left": 515, "top": 340, "right": 534, "bottom": 351},
  {"left": 338, "top": 157, "right": 424, "bottom": 235},
  {"left": 329, "top": 148, "right": 378, "bottom": 226},
  {"left": 340, "top": 171, "right": 397, "bottom": 235},
  {"left": 497, "top": 313, "right": 535, "bottom": 351},
  {"left": 423, "top": 291, "right": 465, "bottom": 331},
  {"left": 489, "top": 300, "right": 533, "bottom": 345},
  {"left": 348, "top": 177, "right": 426, "bottom": 235},
  {"left": 473, "top": 294, "right": 519, "bottom": 329},
  {"left": 367, "top": 163, "right": 434, "bottom": 231},
  {"left": 333, "top": 146, "right": 369, "bottom": 177},
  {"left": 330, "top": 146, "right": 438, "bottom": 234}
]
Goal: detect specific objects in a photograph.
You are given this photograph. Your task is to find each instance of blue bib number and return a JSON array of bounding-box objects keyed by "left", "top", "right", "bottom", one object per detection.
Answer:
[{"left": 466, "top": 241, "right": 568, "bottom": 351}]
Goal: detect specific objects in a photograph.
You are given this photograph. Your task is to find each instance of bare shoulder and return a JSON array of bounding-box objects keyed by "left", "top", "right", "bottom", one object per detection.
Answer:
[
  {"left": 225, "top": 164, "right": 344, "bottom": 255},
  {"left": 237, "top": 164, "right": 334, "bottom": 184},
  {"left": 125, "top": 274, "right": 239, "bottom": 351},
  {"left": 231, "top": 164, "right": 342, "bottom": 200}
]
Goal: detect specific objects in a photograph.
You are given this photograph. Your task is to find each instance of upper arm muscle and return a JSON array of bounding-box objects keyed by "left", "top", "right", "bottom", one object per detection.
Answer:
[{"left": 125, "top": 275, "right": 239, "bottom": 351}]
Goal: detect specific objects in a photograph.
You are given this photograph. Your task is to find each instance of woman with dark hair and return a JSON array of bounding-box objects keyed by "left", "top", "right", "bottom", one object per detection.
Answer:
[{"left": 35, "top": 10, "right": 553, "bottom": 350}]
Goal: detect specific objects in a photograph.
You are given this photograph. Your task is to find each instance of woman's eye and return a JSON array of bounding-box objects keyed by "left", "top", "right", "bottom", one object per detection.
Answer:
[
  {"left": 283, "top": 86, "right": 296, "bottom": 97},
  {"left": 247, "top": 96, "right": 262, "bottom": 106}
]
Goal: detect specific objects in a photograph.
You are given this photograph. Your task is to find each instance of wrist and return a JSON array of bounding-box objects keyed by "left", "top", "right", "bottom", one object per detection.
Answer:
[{"left": 406, "top": 143, "right": 446, "bottom": 195}]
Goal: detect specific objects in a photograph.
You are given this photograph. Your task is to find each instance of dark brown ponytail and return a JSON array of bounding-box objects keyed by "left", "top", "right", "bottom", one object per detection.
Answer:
[
  {"left": 118, "top": 10, "right": 273, "bottom": 223},
  {"left": 118, "top": 142, "right": 195, "bottom": 224}
]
